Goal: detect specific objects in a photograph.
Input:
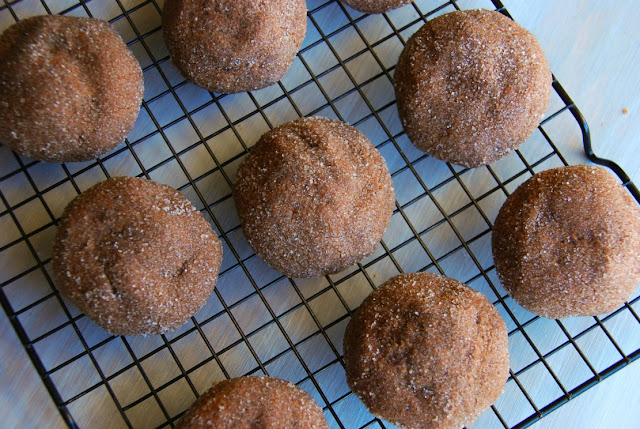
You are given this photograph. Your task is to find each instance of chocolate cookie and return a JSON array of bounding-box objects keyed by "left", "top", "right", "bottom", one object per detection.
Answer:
[
  {"left": 492, "top": 165, "right": 640, "bottom": 319},
  {"left": 344, "top": 272, "right": 509, "bottom": 429},
  {"left": 394, "top": 9, "right": 551, "bottom": 167},
  {"left": 52, "top": 177, "right": 223, "bottom": 336},
  {"left": 340, "top": 0, "right": 412, "bottom": 14},
  {"left": 233, "top": 116, "right": 395, "bottom": 278},
  {"left": 177, "top": 376, "right": 329, "bottom": 428},
  {"left": 162, "top": 0, "right": 307, "bottom": 93},
  {"left": 0, "top": 15, "right": 143, "bottom": 162}
]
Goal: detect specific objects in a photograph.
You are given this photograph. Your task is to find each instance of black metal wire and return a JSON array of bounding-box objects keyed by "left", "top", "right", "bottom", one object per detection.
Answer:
[
  {"left": 1, "top": 0, "right": 639, "bottom": 428},
  {"left": 552, "top": 80, "right": 640, "bottom": 203}
]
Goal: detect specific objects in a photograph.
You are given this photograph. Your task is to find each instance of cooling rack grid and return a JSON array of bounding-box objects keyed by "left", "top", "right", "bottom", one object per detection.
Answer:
[{"left": 1, "top": 0, "right": 639, "bottom": 427}]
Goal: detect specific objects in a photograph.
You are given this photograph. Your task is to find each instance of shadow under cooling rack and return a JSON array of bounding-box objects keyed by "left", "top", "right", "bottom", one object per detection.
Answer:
[{"left": 1, "top": 0, "right": 639, "bottom": 428}]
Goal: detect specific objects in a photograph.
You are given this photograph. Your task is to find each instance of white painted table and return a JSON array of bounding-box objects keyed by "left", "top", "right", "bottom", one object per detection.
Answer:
[{"left": 1, "top": 0, "right": 639, "bottom": 428}]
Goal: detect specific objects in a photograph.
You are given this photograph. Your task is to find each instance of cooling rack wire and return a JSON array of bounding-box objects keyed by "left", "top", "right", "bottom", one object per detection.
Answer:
[{"left": 1, "top": 0, "right": 639, "bottom": 427}]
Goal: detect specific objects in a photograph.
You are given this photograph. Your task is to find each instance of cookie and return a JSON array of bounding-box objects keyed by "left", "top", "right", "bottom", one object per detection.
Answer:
[
  {"left": 394, "top": 9, "right": 551, "bottom": 167},
  {"left": 162, "top": 0, "right": 307, "bottom": 93},
  {"left": 344, "top": 272, "right": 509, "bottom": 429},
  {"left": 52, "top": 176, "right": 223, "bottom": 335},
  {"left": 492, "top": 165, "right": 640, "bottom": 318},
  {"left": 233, "top": 116, "right": 395, "bottom": 278},
  {"left": 0, "top": 15, "right": 143, "bottom": 162},
  {"left": 177, "top": 376, "right": 328, "bottom": 428},
  {"left": 340, "top": 0, "right": 412, "bottom": 14}
]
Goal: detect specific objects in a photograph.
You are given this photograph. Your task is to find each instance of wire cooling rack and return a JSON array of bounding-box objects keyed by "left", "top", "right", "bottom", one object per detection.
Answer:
[{"left": 1, "top": 0, "right": 639, "bottom": 427}]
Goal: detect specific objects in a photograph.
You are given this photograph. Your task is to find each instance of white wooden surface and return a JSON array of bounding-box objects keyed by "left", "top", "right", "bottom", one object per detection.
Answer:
[{"left": 1, "top": 0, "right": 639, "bottom": 428}]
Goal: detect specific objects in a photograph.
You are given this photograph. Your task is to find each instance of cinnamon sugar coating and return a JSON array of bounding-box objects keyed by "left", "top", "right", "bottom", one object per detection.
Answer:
[
  {"left": 394, "top": 9, "right": 551, "bottom": 167},
  {"left": 344, "top": 272, "right": 509, "bottom": 429},
  {"left": 162, "top": 0, "right": 307, "bottom": 93},
  {"left": 52, "top": 177, "right": 223, "bottom": 336},
  {"left": 233, "top": 116, "right": 395, "bottom": 278},
  {"left": 492, "top": 165, "right": 640, "bottom": 319},
  {"left": 177, "top": 376, "right": 329, "bottom": 429},
  {"left": 0, "top": 15, "right": 143, "bottom": 162},
  {"left": 340, "top": 0, "right": 412, "bottom": 14}
]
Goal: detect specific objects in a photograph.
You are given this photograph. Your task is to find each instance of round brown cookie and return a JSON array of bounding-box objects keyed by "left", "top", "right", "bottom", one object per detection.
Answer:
[
  {"left": 233, "top": 116, "right": 395, "bottom": 278},
  {"left": 492, "top": 165, "right": 640, "bottom": 319},
  {"left": 340, "top": 0, "right": 412, "bottom": 14},
  {"left": 344, "top": 272, "right": 509, "bottom": 429},
  {"left": 0, "top": 15, "right": 143, "bottom": 163},
  {"left": 394, "top": 9, "right": 551, "bottom": 168},
  {"left": 162, "top": 0, "right": 307, "bottom": 93},
  {"left": 52, "top": 176, "right": 223, "bottom": 336},
  {"left": 177, "top": 376, "right": 329, "bottom": 429}
]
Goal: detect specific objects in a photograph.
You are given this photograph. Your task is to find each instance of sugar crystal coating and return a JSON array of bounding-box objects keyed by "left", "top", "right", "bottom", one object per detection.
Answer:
[
  {"left": 52, "top": 177, "right": 223, "bottom": 336},
  {"left": 233, "top": 116, "right": 395, "bottom": 278},
  {"left": 394, "top": 9, "right": 551, "bottom": 167},
  {"left": 0, "top": 15, "right": 143, "bottom": 162},
  {"left": 177, "top": 376, "right": 329, "bottom": 428},
  {"left": 344, "top": 272, "right": 509, "bottom": 429},
  {"left": 492, "top": 165, "right": 640, "bottom": 319},
  {"left": 162, "top": 0, "right": 307, "bottom": 93}
]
